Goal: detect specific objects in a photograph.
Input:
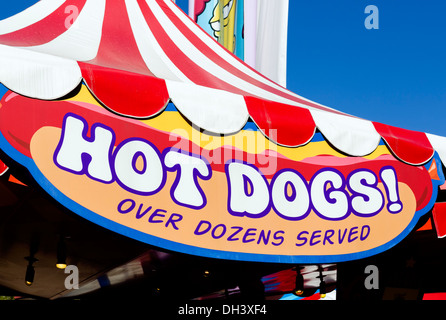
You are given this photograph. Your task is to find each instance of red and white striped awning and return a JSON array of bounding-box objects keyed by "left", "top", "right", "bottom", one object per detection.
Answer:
[{"left": 0, "top": 0, "right": 445, "bottom": 166}]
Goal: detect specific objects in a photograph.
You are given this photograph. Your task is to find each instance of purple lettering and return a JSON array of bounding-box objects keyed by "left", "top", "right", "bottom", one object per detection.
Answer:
[
  {"left": 361, "top": 225, "right": 371, "bottom": 240},
  {"left": 117, "top": 198, "right": 135, "bottom": 214},
  {"left": 338, "top": 228, "right": 348, "bottom": 244},
  {"left": 348, "top": 226, "right": 359, "bottom": 243},
  {"left": 148, "top": 208, "right": 166, "bottom": 223},
  {"left": 310, "top": 230, "right": 322, "bottom": 246},
  {"left": 272, "top": 230, "right": 285, "bottom": 246},
  {"left": 295, "top": 231, "right": 309, "bottom": 247},
  {"left": 323, "top": 229, "right": 335, "bottom": 245},
  {"left": 227, "top": 226, "right": 243, "bottom": 241},
  {"left": 257, "top": 229, "right": 271, "bottom": 245},
  {"left": 165, "top": 213, "right": 183, "bottom": 230},
  {"left": 194, "top": 220, "right": 212, "bottom": 236},
  {"left": 211, "top": 224, "right": 227, "bottom": 239},
  {"left": 242, "top": 228, "right": 257, "bottom": 243},
  {"left": 136, "top": 204, "right": 152, "bottom": 219}
]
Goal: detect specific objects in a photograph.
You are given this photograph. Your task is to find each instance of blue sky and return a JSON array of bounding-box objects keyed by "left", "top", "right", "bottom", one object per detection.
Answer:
[
  {"left": 282, "top": 0, "right": 446, "bottom": 137},
  {"left": 1, "top": 1, "right": 445, "bottom": 136}
]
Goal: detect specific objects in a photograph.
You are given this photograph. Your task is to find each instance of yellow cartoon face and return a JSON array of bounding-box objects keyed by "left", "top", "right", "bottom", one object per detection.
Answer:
[{"left": 209, "top": 0, "right": 236, "bottom": 52}]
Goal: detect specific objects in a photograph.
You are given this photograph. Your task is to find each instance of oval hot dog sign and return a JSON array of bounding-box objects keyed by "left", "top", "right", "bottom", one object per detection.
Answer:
[{"left": 0, "top": 88, "right": 443, "bottom": 263}]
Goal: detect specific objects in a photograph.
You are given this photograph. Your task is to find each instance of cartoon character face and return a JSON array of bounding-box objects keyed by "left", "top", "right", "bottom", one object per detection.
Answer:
[{"left": 209, "top": 0, "right": 236, "bottom": 51}]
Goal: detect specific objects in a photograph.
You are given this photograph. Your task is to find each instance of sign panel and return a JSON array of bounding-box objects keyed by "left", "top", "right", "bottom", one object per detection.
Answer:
[{"left": 0, "top": 86, "right": 443, "bottom": 263}]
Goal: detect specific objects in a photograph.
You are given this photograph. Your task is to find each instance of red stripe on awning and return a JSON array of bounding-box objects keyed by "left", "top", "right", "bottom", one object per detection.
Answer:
[
  {"left": 245, "top": 96, "right": 316, "bottom": 147},
  {"left": 139, "top": 0, "right": 248, "bottom": 95},
  {"left": 372, "top": 122, "right": 434, "bottom": 165},
  {"left": 79, "top": 62, "right": 169, "bottom": 118},
  {"left": 87, "top": 1, "right": 153, "bottom": 76},
  {"left": 0, "top": 0, "right": 87, "bottom": 47}
]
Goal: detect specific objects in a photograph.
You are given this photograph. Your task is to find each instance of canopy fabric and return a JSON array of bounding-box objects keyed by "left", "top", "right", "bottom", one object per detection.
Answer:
[{"left": 0, "top": 0, "right": 445, "bottom": 166}]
